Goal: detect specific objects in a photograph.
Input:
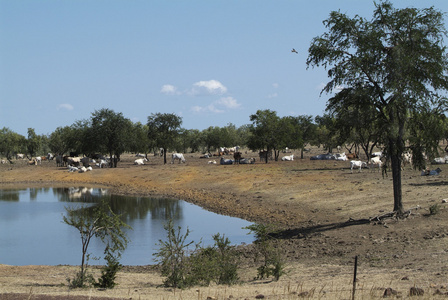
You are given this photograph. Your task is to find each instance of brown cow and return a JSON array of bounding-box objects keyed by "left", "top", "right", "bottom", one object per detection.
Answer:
[{"left": 346, "top": 152, "right": 359, "bottom": 159}]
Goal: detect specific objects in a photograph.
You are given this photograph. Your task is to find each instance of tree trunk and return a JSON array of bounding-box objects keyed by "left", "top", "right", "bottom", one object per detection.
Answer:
[
  {"left": 163, "top": 148, "right": 167, "bottom": 164},
  {"left": 390, "top": 153, "right": 404, "bottom": 214}
]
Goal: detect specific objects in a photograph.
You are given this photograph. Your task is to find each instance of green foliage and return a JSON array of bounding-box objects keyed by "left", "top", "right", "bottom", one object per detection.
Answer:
[
  {"left": 153, "top": 219, "right": 198, "bottom": 288},
  {"left": 26, "top": 128, "right": 41, "bottom": 158},
  {"left": 92, "top": 246, "right": 122, "bottom": 289},
  {"left": 245, "top": 223, "right": 286, "bottom": 281},
  {"left": 189, "top": 233, "right": 240, "bottom": 286},
  {"left": 67, "top": 269, "right": 94, "bottom": 289},
  {"left": 155, "top": 221, "right": 240, "bottom": 288},
  {"left": 90, "top": 109, "right": 134, "bottom": 167},
  {"left": 307, "top": 1, "right": 448, "bottom": 213},
  {"left": 248, "top": 109, "right": 299, "bottom": 161},
  {"left": 63, "top": 200, "right": 131, "bottom": 289},
  {"left": 429, "top": 203, "right": 440, "bottom": 215},
  {"left": 147, "top": 113, "right": 183, "bottom": 164},
  {"left": 0, "top": 127, "right": 26, "bottom": 162}
]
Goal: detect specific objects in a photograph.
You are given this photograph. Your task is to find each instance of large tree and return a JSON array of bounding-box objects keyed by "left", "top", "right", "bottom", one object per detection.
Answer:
[
  {"left": 307, "top": 1, "right": 448, "bottom": 214},
  {"left": 90, "top": 109, "right": 133, "bottom": 167},
  {"left": 147, "top": 113, "right": 182, "bottom": 164},
  {"left": 0, "top": 128, "right": 26, "bottom": 163},
  {"left": 248, "top": 109, "right": 285, "bottom": 162}
]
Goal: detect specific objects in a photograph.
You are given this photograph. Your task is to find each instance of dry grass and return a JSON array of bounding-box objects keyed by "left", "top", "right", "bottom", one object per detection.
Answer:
[{"left": 1, "top": 148, "right": 448, "bottom": 299}]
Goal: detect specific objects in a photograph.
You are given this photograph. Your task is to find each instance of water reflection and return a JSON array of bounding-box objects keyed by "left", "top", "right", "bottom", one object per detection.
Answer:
[{"left": 0, "top": 187, "right": 253, "bottom": 266}]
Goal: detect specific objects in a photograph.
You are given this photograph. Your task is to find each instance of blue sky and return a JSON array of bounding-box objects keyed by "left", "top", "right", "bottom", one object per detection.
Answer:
[{"left": 1, "top": 1, "right": 447, "bottom": 137}]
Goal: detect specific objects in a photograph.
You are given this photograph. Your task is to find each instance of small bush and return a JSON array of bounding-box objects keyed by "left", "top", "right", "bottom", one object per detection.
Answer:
[
  {"left": 245, "top": 223, "right": 286, "bottom": 281},
  {"left": 429, "top": 203, "right": 440, "bottom": 215},
  {"left": 155, "top": 220, "right": 240, "bottom": 288},
  {"left": 93, "top": 249, "right": 122, "bottom": 289}
]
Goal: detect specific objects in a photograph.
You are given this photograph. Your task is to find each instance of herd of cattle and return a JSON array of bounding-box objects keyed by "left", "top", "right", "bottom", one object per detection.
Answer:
[{"left": 6, "top": 147, "right": 447, "bottom": 176}]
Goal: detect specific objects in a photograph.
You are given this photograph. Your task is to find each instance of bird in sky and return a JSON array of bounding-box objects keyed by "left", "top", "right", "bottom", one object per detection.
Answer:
[{"left": 291, "top": 48, "right": 298, "bottom": 54}]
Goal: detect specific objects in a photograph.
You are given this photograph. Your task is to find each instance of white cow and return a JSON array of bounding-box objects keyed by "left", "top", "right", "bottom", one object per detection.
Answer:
[
  {"left": 281, "top": 154, "right": 294, "bottom": 161},
  {"left": 134, "top": 158, "right": 148, "bottom": 165},
  {"left": 369, "top": 156, "right": 383, "bottom": 172},
  {"left": 67, "top": 157, "right": 81, "bottom": 167},
  {"left": 432, "top": 156, "right": 448, "bottom": 164},
  {"left": 335, "top": 153, "right": 347, "bottom": 161},
  {"left": 350, "top": 160, "right": 367, "bottom": 173},
  {"left": 372, "top": 151, "right": 383, "bottom": 157},
  {"left": 402, "top": 152, "right": 412, "bottom": 168},
  {"left": 207, "top": 160, "right": 217, "bottom": 164},
  {"left": 34, "top": 156, "right": 42, "bottom": 164},
  {"left": 171, "top": 153, "right": 186, "bottom": 164},
  {"left": 16, "top": 153, "right": 24, "bottom": 159}
]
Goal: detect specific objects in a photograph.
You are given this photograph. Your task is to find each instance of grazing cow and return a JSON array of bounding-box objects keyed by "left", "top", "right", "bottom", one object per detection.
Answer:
[
  {"left": 171, "top": 153, "right": 186, "bottom": 164},
  {"left": 421, "top": 167, "right": 442, "bottom": 176},
  {"left": 134, "top": 158, "right": 148, "bottom": 165},
  {"left": 369, "top": 156, "right": 383, "bottom": 172},
  {"left": 34, "top": 157, "right": 42, "bottom": 164},
  {"left": 239, "top": 158, "right": 256, "bottom": 164},
  {"left": 28, "top": 159, "right": 37, "bottom": 166},
  {"left": 220, "top": 157, "right": 234, "bottom": 165},
  {"left": 233, "top": 152, "right": 242, "bottom": 164},
  {"left": 16, "top": 153, "right": 25, "bottom": 159},
  {"left": 47, "top": 153, "right": 54, "bottom": 160},
  {"left": 281, "top": 154, "right": 294, "bottom": 161},
  {"left": 350, "top": 160, "right": 367, "bottom": 173}
]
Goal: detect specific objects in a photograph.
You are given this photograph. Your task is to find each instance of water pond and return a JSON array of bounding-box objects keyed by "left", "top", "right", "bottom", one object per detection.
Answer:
[{"left": 0, "top": 187, "right": 254, "bottom": 266}]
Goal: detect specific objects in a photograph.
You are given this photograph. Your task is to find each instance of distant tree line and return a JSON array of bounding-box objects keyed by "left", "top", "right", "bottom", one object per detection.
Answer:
[{"left": 1, "top": 107, "right": 447, "bottom": 167}]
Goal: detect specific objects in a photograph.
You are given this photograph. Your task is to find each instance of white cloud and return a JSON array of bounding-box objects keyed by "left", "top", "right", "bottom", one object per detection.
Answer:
[
  {"left": 191, "top": 80, "right": 227, "bottom": 95},
  {"left": 57, "top": 103, "right": 74, "bottom": 111},
  {"left": 267, "top": 93, "right": 278, "bottom": 99},
  {"left": 216, "top": 97, "right": 241, "bottom": 109},
  {"left": 191, "top": 97, "right": 241, "bottom": 114},
  {"left": 272, "top": 83, "right": 279, "bottom": 88},
  {"left": 160, "top": 84, "right": 180, "bottom": 95}
]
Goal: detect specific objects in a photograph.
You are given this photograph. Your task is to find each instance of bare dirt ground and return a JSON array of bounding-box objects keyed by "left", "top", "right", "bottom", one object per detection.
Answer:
[{"left": 0, "top": 149, "right": 448, "bottom": 299}]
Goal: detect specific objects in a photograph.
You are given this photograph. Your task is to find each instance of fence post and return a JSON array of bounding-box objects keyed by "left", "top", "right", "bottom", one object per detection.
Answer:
[{"left": 352, "top": 255, "right": 358, "bottom": 300}]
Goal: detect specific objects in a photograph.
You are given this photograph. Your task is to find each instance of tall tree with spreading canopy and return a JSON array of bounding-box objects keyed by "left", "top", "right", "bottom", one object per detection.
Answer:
[
  {"left": 90, "top": 109, "right": 133, "bottom": 167},
  {"left": 307, "top": 1, "right": 448, "bottom": 214},
  {"left": 248, "top": 109, "right": 283, "bottom": 162},
  {"left": 147, "top": 113, "right": 182, "bottom": 164}
]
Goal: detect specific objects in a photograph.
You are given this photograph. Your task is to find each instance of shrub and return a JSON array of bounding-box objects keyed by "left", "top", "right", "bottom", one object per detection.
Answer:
[{"left": 245, "top": 223, "right": 286, "bottom": 281}]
